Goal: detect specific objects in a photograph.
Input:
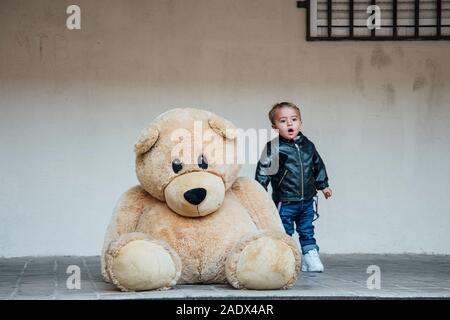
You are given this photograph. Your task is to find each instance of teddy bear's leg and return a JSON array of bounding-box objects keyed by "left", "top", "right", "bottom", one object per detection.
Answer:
[
  {"left": 105, "top": 232, "right": 182, "bottom": 291},
  {"left": 225, "top": 231, "right": 301, "bottom": 290}
]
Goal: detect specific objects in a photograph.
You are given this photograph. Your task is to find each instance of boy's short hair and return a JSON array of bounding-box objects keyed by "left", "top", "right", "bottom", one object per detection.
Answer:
[{"left": 268, "top": 102, "right": 301, "bottom": 125}]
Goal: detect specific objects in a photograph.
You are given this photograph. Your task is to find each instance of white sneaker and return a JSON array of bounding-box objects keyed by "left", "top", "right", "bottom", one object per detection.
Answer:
[{"left": 301, "top": 249, "right": 324, "bottom": 272}]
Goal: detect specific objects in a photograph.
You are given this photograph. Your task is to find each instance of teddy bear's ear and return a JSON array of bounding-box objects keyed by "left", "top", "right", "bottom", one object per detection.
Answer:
[
  {"left": 208, "top": 114, "right": 237, "bottom": 140},
  {"left": 134, "top": 126, "right": 159, "bottom": 155}
]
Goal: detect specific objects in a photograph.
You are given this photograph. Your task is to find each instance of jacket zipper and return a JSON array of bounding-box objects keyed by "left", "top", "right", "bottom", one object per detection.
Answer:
[
  {"left": 294, "top": 143, "right": 304, "bottom": 199},
  {"left": 278, "top": 169, "right": 288, "bottom": 187}
]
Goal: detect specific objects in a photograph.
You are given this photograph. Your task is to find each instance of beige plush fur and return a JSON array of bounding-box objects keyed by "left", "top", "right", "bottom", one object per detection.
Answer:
[{"left": 101, "top": 108, "right": 301, "bottom": 291}]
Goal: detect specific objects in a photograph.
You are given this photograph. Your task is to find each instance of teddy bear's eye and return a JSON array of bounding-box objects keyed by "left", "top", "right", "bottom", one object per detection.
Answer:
[
  {"left": 198, "top": 154, "right": 208, "bottom": 170},
  {"left": 172, "top": 159, "right": 183, "bottom": 174}
]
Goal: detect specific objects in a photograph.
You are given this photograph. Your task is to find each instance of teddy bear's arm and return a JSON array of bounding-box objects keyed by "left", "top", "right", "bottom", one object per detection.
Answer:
[
  {"left": 226, "top": 177, "right": 301, "bottom": 290},
  {"left": 104, "top": 186, "right": 151, "bottom": 239},
  {"left": 101, "top": 185, "right": 157, "bottom": 281},
  {"left": 230, "top": 176, "right": 284, "bottom": 231}
]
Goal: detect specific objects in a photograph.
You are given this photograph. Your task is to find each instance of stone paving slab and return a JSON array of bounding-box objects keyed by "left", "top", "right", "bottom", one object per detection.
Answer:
[{"left": 0, "top": 254, "right": 449, "bottom": 299}]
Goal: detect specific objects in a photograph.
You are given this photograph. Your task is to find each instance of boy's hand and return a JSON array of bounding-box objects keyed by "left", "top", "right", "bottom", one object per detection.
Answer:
[{"left": 322, "top": 188, "right": 332, "bottom": 199}]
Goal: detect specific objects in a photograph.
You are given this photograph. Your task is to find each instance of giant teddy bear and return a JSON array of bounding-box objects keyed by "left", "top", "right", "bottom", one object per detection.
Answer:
[{"left": 101, "top": 108, "right": 301, "bottom": 291}]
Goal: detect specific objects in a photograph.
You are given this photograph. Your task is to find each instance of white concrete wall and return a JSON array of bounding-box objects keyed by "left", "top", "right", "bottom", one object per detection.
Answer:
[{"left": 1, "top": 0, "right": 449, "bottom": 257}]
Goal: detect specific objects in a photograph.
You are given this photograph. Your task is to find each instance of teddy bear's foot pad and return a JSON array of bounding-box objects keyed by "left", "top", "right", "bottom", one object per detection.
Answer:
[
  {"left": 106, "top": 238, "right": 181, "bottom": 291},
  {"left": 225, "top": 231, "right": 301, "bottom": 290}
]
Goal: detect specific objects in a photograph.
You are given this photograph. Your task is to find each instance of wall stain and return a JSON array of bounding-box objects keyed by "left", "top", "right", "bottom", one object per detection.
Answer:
[
  {"left": 382, "top": 83, "right": 395, "bottom": 108},
  {"left": 371, "top": 46, "right": 392, "bottom": 70},
  {"left": 425, "top": 58, "right": 444, "bottom": 109},
  {"left": 54, "top": 34, "right": 68, "bottom": 62},
  {"left": 15, "top": 31, "right": 32, "bottom": 57},
  {"left": 394, "top": 45, "right": 404, "bottom": 58},
  {"left": 15, "top": 32, "right": 25, "bottom": 47},
  {"left": 354, "top": 55, "right": 365, "bottom": 95},
  {"left": 412, "top": 75, "right": 427, "bottom": 91},
  {"left": 36, "top": 33, "right": 48, "bottom": 62}
]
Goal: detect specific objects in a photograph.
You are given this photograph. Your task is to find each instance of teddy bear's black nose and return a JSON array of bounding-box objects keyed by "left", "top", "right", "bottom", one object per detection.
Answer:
[{"left": 184, "top": 188, "right": 207, "bottom": 205}]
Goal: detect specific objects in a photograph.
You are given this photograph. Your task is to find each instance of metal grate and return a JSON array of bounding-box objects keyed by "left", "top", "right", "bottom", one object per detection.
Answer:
[{"left": 297, "top": 0, "right": 450, "bottom": 40}]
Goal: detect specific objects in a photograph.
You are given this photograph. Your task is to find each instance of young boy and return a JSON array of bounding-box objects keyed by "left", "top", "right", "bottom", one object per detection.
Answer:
[{"left": 255, "top": 102, "right": 332, "bottom": 272}]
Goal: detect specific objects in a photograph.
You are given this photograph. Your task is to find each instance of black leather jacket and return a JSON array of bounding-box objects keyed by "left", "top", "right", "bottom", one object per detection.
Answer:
[{"left": 255, "top": 132, "right": 329, "bottom": 203}]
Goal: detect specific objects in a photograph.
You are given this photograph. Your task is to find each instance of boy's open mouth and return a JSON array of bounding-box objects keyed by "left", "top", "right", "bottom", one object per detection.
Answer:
[{"left": 288, "top": 128, "right": 294, "bottom": 134}]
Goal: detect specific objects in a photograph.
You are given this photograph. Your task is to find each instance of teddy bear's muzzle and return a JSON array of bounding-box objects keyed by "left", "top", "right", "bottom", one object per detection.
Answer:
[{"left": 164, "top": 171, "right": 225, "bottom": 218}]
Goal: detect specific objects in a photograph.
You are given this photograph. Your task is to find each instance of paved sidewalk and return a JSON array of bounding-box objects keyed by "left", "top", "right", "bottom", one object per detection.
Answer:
[{"left": 0, "top": 254, "right": 449, "bottom": 299}]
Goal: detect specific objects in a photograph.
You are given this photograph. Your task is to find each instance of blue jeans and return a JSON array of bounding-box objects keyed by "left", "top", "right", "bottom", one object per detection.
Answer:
[{"left": 278, "top": 199, "right": 319, "bottom": 255}]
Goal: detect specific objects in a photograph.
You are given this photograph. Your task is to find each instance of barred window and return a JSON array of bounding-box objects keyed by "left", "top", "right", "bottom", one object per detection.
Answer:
[{"left": 297, "top": 0, "right": 450, "bottom": 40}]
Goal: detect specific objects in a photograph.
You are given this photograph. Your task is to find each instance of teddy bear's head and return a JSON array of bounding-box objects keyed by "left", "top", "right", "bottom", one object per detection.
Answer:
[{"left": 134, "top": 108, "right": 241, "bottom": 217}]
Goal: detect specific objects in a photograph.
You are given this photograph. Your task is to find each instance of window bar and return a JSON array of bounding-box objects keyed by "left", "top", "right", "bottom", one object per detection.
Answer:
[
  {"left": 371, "top": 0, "right": 376, "bottom": 37},
  {"left": 393, "top": 0, "right": 398, "bottom": 37},
  {"left": 437, "top": 0, "right": 442, "bottom": 37},
  {"left": 415, "top": 0, "right": 420, "bottom": 37},
  {"left": 298, "top": 0, "right": 318, "bottom": 38},
  {"left": 327, "top": 0, "right": 332, "bottom": 37},
  {"left": 349, "top": 0, "right": 354, "bottom": 37}
]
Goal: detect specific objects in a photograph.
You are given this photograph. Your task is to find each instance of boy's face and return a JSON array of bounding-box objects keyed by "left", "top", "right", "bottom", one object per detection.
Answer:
[{"left": 272, "top": 107, "right": 301, "bottom": 140}]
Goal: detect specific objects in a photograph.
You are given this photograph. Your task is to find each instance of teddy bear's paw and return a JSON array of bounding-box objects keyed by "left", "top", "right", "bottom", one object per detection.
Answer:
[
  {"left": 225, "top": 231, "right": 301, "bottom": 290},
  {"left": 106, "top": 236, "right": 181, "bottom": 291}
]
